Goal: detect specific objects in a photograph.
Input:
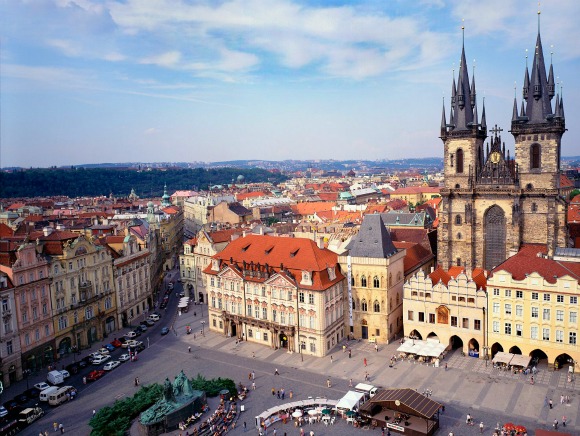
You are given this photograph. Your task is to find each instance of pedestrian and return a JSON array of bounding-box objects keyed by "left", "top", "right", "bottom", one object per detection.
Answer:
[
  {"left": 309, "top": 431, "right": 314, "bottom": 436},
  {"left": 343, "top": 345, "right": 346, "bottom": 353},
  {"left": 479, "top": 422, "right": 484, "bottom": 433},
  {"left": 530, "top": 375, "right": 534, "bottom": 385},
  {"left": 188, "top": 346, "right": 191, "bottom": 353},
  {"left": 277, "top": 390, "right": 280, "bottom": 399},
  {"left": 364, "top": 372, "right": 369, "bottom": 382},
  {"left": 59, "top": 423, "right": 64, "bottom": 434},
  {"left": 549, "top": 399, "right": 553, "bottom": 409},
  {"left": 135, "top": 377, "right": 139, "bottom": 386},
  {"left": 243, "top": 421, "right": 247, "bottom": 432},
  {"left": 92, "top": 409, "right": 96, "bottom": 417},
  {"left": 252, "top": 352, "right": 255, "bottom": 358},
  {"left": 375, "top": 343, "right": 378, "bottom": 352},
  {"left": 349, "top": 378, "right": 353, "bottom": 387},
  {"left": 348, "top": 350, "right": 352, "bottom": 358},
  {"left": 566, "top": 394, "right": 570, "bottom": 404},
  {"left": 289, "top": 390, "right": 293, "bottom": 399},
  {"left": 281, "top": 388, "right": 285, "bottom": 399},
  {"left": 364, "top": 357, "right": 367, "bottom": 367},
  {"left": 252, "top": 371, "right": 255, "bottom": 380},
  {"left": 326, "top": 378, "right": 331, "bottom": 388},
  {"left": 272, "top": 387, "right": 276, "bottom": 396},
  {"left": 330, "top": 355, "right": 333, "bottom": 363},
  {"left": 274, "top": 368, "right": 279, "bottom": 375},
  {"left": 248, "top": 373, "right": 252, "bottom": 380},
  {"left": 561, "top": 394, "right": 564, "bottom": 404},
  {"left": 53, "top": 422, "right": 58, "bottom": 432},
  {"left": 441, "top": 405, "right": 445, "bottom": 413},
  {"left": 273, "top": 429, "right": 277, "bottom": 435},
  {"left": 444, "top": 363, "right": 448, "bottom": 371},
  {"left": 563, "top": 415, "right": 567, "bottom": 427},
  {"left": 553, "top": 419, "right": 558, "bottom": 430},
  {"left": 83, "top": 376, "right": 87, "bottom": 385},
  {"left": 252, "top": 381, "right": 256, "bottom": 390}
]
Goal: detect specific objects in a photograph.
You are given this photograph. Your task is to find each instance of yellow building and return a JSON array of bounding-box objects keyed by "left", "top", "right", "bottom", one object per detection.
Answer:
[
  {"left": 404, "top": 267, "right": 487, "bottom": 355},
  {"left": 338, "top": 214, "right": 405, "bottom": 343},
  {"left": 389, "top": 187, "right": 441, "bottom": 206},
  {"left": 487, "top": 246, "right": 580, "bottom": 370}
]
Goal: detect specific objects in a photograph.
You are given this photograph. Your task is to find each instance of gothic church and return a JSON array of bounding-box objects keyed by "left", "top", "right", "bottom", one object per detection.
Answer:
[{"left": 437, "top": 19, "right": 568, "bottom": 271}]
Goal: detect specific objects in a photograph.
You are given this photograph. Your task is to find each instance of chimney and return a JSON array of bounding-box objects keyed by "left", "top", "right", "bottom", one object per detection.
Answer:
[
  {"left": 430, "top": 266, "right": 435, "bottom": 273},
  {"left": 56, "top": 223, "right": 65, "bottom": 231},
  {"left": 43, "top": 227, "right": 53, "bottom": 237},
  {"left": 318, "top": 237, "right": 324, "bottom": 249}
]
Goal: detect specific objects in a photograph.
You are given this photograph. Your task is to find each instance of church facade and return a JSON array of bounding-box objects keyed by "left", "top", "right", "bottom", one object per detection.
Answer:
[{"left": 437, "top": 25, "right": 568, "bottom": 271}]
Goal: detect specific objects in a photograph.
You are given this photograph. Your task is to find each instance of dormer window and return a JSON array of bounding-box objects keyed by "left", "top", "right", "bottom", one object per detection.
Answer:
[
  {"left": 212, "top": 259, "right": 220, "bottom": 271},
  {"left": 327, "top": 266, "right": 336, "bottom": 281},
  {"left": 301, "top": 271, "right": 312, "bottom": 286}
]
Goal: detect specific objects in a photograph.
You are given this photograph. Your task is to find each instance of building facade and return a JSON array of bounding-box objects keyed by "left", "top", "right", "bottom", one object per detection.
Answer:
[
  {"left": 438, "top": 25, "right": 567, "bottom": 271},
  {"left": 203, "top": 234, "right": 345, "bottom": 357},
  {"left": 338, "top": 214, "right": 406, "bottom": 344},
  {"left": 0, "top": 272, "right": 20, "bottom": 387}
]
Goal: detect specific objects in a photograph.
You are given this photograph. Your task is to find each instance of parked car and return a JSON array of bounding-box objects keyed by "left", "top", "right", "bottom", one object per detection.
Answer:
[
  {"left": 65, "top": 363, "right": 80, "bottom": 375},
  {"left": 34, "top": 382, "right": 50, "bottom": 391},
  {"left": 118, "top": 353, "right": 130, "bottom": 362},
  {"left": 59, "top": 370, "right": 70, "bottom": 379},
  {"left": 110, "top": 339, "right": 122, "bottom": 348},
  {"left": 134, "top": 326, "right": 144, "bottom": 334},
  {"left": 2, "top": 400, "right": 18, "bottom": 412},
  {"left": 88, "top": 352, "right": 103, "bottom": 362},
  {"left": 86, "top": 370, "right": 105, "bottom": 382},
  {"left": 92, "top": 355, "right": 111, "bottom": 365},
  {"left": 124, "top": 331, "right": 137, "bottom": 339},
  {"left": 103, "top": 343, "right": 116, "bottom": 352},
  {"left": 145, "top": 319, "right": 155, "bottom": 326},
  {"left": 14, "top": 394, "right": 28, "bottom": 405},
  {"left": 97, "top": 347, "right": 110, "bottom": 355},
  {"left": 123, "top": 340, "right": 139, "bottom": 349},
  {"left": 24, "top": 388, "right": 40, "bottom": 399},
  {"left": 160, "top": 327, "right": 170, "bottom": 335},
  {"left": 134, "top": 343, "right": 145, "bottom": 352},
  {"left": 103, "top": 361, "right": 120, "bottom": 371},
  {"left": 0, "top": 406, "right": 7, "bottom": 417},
  {"left": 160, "top": 302, "right": 167, "bottom": 309},
  {"left": 139, "top": 323, "right": 148, "bottom": 331},
  {"left": 77, "top": 359, "right": 89, "bottom": 368}
]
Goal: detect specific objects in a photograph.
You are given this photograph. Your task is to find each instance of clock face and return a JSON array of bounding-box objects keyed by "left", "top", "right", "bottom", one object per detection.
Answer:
[
  {"left": 490, "top": 152, "right": 501, "bottom": 164},
  {"left": 395, "top": 400, "right": 401, "bottom": 406}
]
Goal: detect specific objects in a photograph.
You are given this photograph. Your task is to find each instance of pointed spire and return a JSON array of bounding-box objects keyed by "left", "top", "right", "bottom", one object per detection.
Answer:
[
  {"left": 559, "top": 91, "right": 565, "bottom": 119},
  {"left": 520, "top": 101, "right": 526, "bottom": 117},
  {"left": 449, "top": 105, "right": 454, "bottom": 126},
  {"left": 523, "top": 62, "right": 530, "bottom": 99},
  {"left": 470, "top": 66, "right": 476, "bottom": 108},
  {"left": 441, "top": 98, "right": 447, "bottom": 129},
  {"left": 548, "top": 61, "right": 555, "bottom": 99},
  {"left": 554, "top": 94, "right": 561, "bottom": 117},
  {"left": 481, "top": 98, "right": 487, "bottom": 129},
  {"left": 524, "top": 29, "right": 553, "bottom": 123},
  {"left": 512, "top": 97, "right": 519, "bottom": 121},
  {"left": 453, "top": 24, "right": 474, "bottom": 130},
  {"left": 451, "top": 73, "right": 456, "bottom": 106},
  {"left": 473, "top": 101, "right": 479, "bottom": 126}
]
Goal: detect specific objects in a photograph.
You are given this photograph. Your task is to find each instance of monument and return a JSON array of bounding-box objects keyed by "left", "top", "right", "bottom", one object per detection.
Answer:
[{"left": 138, "top": 370, "right": 206, "bottom": 436}]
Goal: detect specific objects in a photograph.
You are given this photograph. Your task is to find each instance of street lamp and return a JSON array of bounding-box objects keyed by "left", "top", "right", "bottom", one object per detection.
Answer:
[
  {"left": 23, "top": 369, "right": 31, "bottom": 390},
  {"left": 201, "top": 320, "right": 206, "bottom": 336}
]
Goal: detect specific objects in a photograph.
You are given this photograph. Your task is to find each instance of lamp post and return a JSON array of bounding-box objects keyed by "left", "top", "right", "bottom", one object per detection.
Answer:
[
  {"left": 23, "top": 369, "right": 31, "bottom": 390},
  {"left": 201, "top": 320, "right": 206, "bottom": 336}
]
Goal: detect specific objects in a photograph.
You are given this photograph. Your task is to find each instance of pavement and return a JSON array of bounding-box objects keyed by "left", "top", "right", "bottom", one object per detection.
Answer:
[{"left": 13, "top": 269, "right": 580, "bottom": 435}]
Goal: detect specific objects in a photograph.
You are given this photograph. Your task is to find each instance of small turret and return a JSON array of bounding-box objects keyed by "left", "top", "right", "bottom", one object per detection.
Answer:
[
  {"left": 441, "top": 99, "right": 447, "bottom": 130},
  {"left": 481, "top": 99, "right": 487, "bottom": 129},
  {"left": 470, "top": 73, "right": 476, "bottom": 108},
  {"left": 554, "top": 94, "right": 561, "bottom": 118},
  {"left": 451, "top": 75, "right": 456, "bottom": 106},
  {"left": 512, "top": 97, "right": 518, "bottom": 121},
  {"left": 523, "top": 65, "right": 530, "bottom": 99},
  {"left": 548, "top": 62, "right": 555, "bottom": 99},
  {"left": 520, "top": 101, "right": 526, "bottom": 117},
  {"left": 559, "top": 92, "right": 565, "bottom": 119}
]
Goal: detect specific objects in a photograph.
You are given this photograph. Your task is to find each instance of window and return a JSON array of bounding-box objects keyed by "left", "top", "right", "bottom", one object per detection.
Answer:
[
  {"left": 571, "top": 296, "right": 578, "bottom": 304},
  {"left": 254, "top": 306, "right": 259, "bottom": 318},
  {"left": 570, "top": 312, "right": 577, "bottom": 323},
  {"left": 505, "top": 289, "right": 512, "bottom": 297},
  {"left": 248, "top": 329, "right": 253, "bottom": 338},
  {"left": 505, "top": 304, "right": 512, "bottom": 315},
  {"left": 531, "top": 292, "right": 539, "bottom": 300},
  {"left": 309, "top": 317, "right": 315, "bottom": 329},
  {"left": 299, "top": 292, "right": 305, "bottom": 303},
  {"left": 530, "top": 143, "right": 541, "bottom": 169},
  {"left": 429, "top": 313, "right": 435, "bottom": 324},
  {"left": 263, "top": 332, "right": 268, "bottom": 342},
  {"left": 58, "top": 316, "right": 68, "bottom": 330},
  {"left": 516, "top": 305, "right": 523, "bottom": 317},
  {"left": 408, "top": 311, "right": 414, "bottom": 321},
  {"left": 212, "top": 297, "right": 216, "bottom": 308},
  {"left": 373, "top": 301, "right": 380, "bottom": 312},
  {"left": 456, "top": 148, "right": 464, "bottom": 173},
  {"left": 361, "top": 299, "right": 368, "bottom": 312},
  {"left": 542, "top": 328, "right": 550, "bottom": 341},
  {"left": 288, "top": 291, "right": 293, "bottom": 300},
  {"left": 310, "top": 342, "right": 316, "bottom": 353},
  {"left": 455, "top": 215, "right": 462, "bottom": 225},
  {"left": 361, "top": 276, "right": 367, "bottom": 287},
  {"left": 516, "top": 290, "right": 523, "bottom": 299},
  {"left": 272, "top": 310, "right": 277, "bottom": 322},
  {"left": 556, "top": 310, "right": 564, "bottom": 322},
  {"left": 531, "top": 202, "right": 538, "bottom": 212},
  {"left": 492, "top": 321, "right": 499, "bottom": 333},
  {"left": 419, "top": 312, "right": 425, "bottom": 322},
  {"left": 308, "top": 294, "right": 314, "bottom": 305},
  {"left": 451, "top": 316, "right": 458, "bottom": 327},
  {"left": 462, "top": 318, "right": 469, "bottom": 328},
  {"left": 1, "top": 299, "right": 8, "bottom": 311},
  {"left": 543, "top": 308, "right": 550, "bottom": 321},
  {"left": 373, "top": 276, "right": 380, "bottom": 288},
  {"left": 570, "top": 332, "right": 577, "bottom": 345},
  {"left": 493, "top": 302, "right": 499, "bottom": 314},
  {"left": 493, "top": 288, "right": 500, "bottom": 296},
  {"left": 543, "top": 294, "right": 551, "bottom": 302},
  {"left": 505, "top": 323, "right": 511, "bottom": 335},
  {"left": 261, "top": 287, "right": 266, "bottom": 297},
  {"left": 516, "top": 324, "right": 522, "bottom": 337},
  {"left": 531, "top": 326, "right": 538, "bottom": 339},
  {"left": 6, "top": 340, "right": 13, "bottom": 355},
  {"left": 86, "top": 306, "right": 93, "bottom": 320},
  {"left": 246, "top": 304, "right": 252, "bottom": 316},
  {"left": 557, "top": 295, "right": 564, "bottom": 303},
  {"left": 531, "top": 307, "right": 539, "bottom": 318},
  {"left": 556, "top": 330, "right": 563, "bottom": 343},
  {"left": 474, "top": 319, "right": 481, "bottom": 330},
  {"left": 262, "top": 307, "right": 267, "bottom": 320}
]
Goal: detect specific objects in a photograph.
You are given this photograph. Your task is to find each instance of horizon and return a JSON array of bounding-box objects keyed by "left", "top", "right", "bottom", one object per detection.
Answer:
[{"left": 1, "top": 0, "right": 579, "bottom": 168}]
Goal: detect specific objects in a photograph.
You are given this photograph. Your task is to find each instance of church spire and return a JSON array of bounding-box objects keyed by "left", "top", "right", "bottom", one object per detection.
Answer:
[
  {"left": 547, "top": 58, "right": 555, "bottom": 99},
  {"left": 480, "top": 98, "right": 487, "bottom": 129},
  {"left": 470, "top": 65, "right": 477, "bottom": 108},
  {"left": 441, "top": 98, "right": 447, "bottom": 130},
  {"left": 512, "top": 97, "right": 518, "bottom": 121},
  {"left": 452, "top": 25, "right": 475, "bottom": 130}
]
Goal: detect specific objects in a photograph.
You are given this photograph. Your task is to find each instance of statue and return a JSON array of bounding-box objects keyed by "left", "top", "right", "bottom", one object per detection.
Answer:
[{"left": 163, "top": 378, "right": 175, "bottom": 403}]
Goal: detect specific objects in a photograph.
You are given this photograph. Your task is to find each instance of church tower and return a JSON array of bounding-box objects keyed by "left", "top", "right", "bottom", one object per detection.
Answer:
[{"left": 510, "top": 11, "right": 567, "bottom": 256}]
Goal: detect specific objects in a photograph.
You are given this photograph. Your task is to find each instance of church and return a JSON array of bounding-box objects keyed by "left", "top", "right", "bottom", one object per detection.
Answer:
[{"left": 437, "top": 18, "right": 568, "bottom": 271}]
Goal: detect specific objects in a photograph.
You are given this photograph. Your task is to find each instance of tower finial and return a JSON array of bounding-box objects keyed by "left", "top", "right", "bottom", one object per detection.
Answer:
[
  {"left": 538, "top": 1, "right": 541, "bottom": 34},
  {"left": 462, "top": 20, "right": 465, "bottom": 47}
]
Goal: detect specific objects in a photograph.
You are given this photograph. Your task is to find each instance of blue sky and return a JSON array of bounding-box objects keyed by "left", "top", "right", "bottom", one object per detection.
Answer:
[{"left": 1, "top": 0, "right": 578, "bottom": 167}]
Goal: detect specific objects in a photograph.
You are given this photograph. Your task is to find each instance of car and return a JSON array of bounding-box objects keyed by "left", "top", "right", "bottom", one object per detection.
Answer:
[
  {"left": 34, "top": 382, "right": 50, "bottom": 391},
  {"left": 0, "top": 406, "right": 7, "bottom": 417},
  {"left": 110, "top": 339, "right": 122, "bottom": 348},
  {"left": 3, "top": 400, "right": 18, "bottom": 412},
  {"left": 134, "top": 343, "right": 145, "bottom": 352},
  {"left": 86, "top": 370, "right": 105, "bottom": 382},
  {"left": 59, "top": 370, "right": 70, "bottom": 379},
  {"left": 124, "top": 331, "right": 137, "bottom": 339},
  {"left": 139, "top": 323, "right": 148, "bottom": 331},
  {"left": 160, "top": 301, "right": 167, "bottom": 309},
  {"left": 160, "top": 326, "right": 170, "bottom": 335},
  {"left": 92, "top": 355, "right": 111, "bottom": 365},
  {"left": 78, "top": 359, "right": 89, "bottom": 368},
  {"left": 14, "top": 394, "right": 28, "bottom": 405},
  {"left": 103, "top": 361, "right": 120, "bottom": 371},
  {"left": 88, "top": 352, "right": 103, "bottom": 361},
  {"left": 177, "top": 292, "right": 185, "bottom": 298},
  {"left": 134, "top": 326, "right": 144, "bottom": 334},
  {"left": 103, "top": 343, "right": 116, "bottom": 352},
  {"left": 97, "top": 347, "right": 110, "bottom": 355},
  {"left": 65, "top": 363, "right": 80, "bottom": 375},
  {"left": 24, "top": 388, "right": 40, "bottom": 399},
  {"left": 122, "top": 340, "right": 138, "bottom": 349},
  {"left": 145, "top": 319, "right": 155, "bottom": 326},
  {"left": 118, "top": 353, "right": 130, "bottom": 362}
]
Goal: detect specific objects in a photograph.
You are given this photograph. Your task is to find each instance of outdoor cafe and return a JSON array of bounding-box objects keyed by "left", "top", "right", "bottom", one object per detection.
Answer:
[
  {"left": 255, "top": 398, "right": 338, "bottom": 431},
  {"left": 359, "top": 388, "right": 442, "bottom": 436}
]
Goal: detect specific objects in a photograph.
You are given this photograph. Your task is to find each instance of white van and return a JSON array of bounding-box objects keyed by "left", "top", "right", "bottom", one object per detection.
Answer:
[
  {"left": 148, "top": 314, "right": 160, "bottom": 322},
  {"left": 39, "top": 386, "right": 58, "bottom": 402},
  {"left": 47, "top": 370, "right": 64, "bottom": 385},
  {"left": 48, "top": 386, "right": 74, "bottom": 406},
  {"left": 354, "top": 383, "right": 378, "bottom": 398},
  {"left": 124, "top": 331, "right": 137, "bottom": 339}
]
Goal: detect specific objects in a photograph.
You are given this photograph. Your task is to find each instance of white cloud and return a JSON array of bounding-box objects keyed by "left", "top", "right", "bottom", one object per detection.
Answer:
[
  {"left": 140, "top": 51, "right": 182, "bottom": 67},
  {"left": 144, "top": 127, "right": 160, "bottom": 135},
  {"left": 1, "top": 63, "right": 91, "bottom": 88},
  {"left": 47, "top": 38, "right": 82, "bottom": 56}
]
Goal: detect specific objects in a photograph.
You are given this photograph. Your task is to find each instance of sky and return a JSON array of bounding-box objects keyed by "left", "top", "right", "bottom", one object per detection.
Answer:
[{"left": 1, "top": 0, "right": 579, "bottom": 168}]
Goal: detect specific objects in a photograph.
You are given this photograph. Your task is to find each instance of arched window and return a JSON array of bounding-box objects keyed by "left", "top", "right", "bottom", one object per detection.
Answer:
[
  {"left": 373, "top": 300, "right": 380, "bottom": 312},
  {"left": 361, "top": 276, "right": 367, "bottom": 287},
  {"left": 531, "top": 203, "right": 537, "bottom": 212},
  {"left": 351, "top": 276, "right": 355, "bottom": 286},
  {"left": 455, "top": 215, "right": 462, "bottom": 225},
  {"left": 530, "top": 143, "right": 541, "bottom": 169},
  {"left": 361, "top": 299, "right": 368, "bottom": 312},
  {"left": 457, "top": 232, "right": 462, "bottom": 240},
  {"left": 396, "top": 294, "right": 400, "bottom": 304},
  {"left": 373, "top": 276, "right": 380, "bottom": 288},
  {"left": 456, "top": 149, "right": 464, "bottom": 173}
]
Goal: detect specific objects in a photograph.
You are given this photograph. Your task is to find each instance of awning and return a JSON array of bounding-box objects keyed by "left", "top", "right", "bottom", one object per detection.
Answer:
[
  {"left": 510, "top": 354, "right": 531, "bottom": 367},
  {"left": 397, "top": 339, "right": 446, "bottom": 357},
  {"left": 492, "top": 351, "right": 514, "bottom": 364}
]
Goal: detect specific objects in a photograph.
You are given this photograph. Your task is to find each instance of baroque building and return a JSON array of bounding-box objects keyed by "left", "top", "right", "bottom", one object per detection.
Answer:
[
  {"left": 438, "top": 23, "right": 567, "bottom": 271},
  {"left": 203, "top": 234, "right": 345, "bottom": 357},
  {"left": 338, "top": 214, "right": 405, "bottom": 343}
]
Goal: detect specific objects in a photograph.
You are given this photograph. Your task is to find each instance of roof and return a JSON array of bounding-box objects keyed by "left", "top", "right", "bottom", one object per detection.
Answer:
[
  {"left": 428, "top": 266, "right": 487, "bottom": 289},
  {"left": 291, "top": 202, "right": 336, "bottom": 216},
  {"left": 381, "top": 211, "right": 431, "bottom": 227},
  {"left": 491, "top": 244, "right": 580, "bottom": 284},
  {"left": 228, "top": 202, "right": 252, "bottom": 217},
  {"left": 560, "top": 174, "right": 574, "bottom": 188},
  {"left": 359, "top": 388, "right": 442, "bottom": 420},
  {"left": 0, "top": 223, "right": 13, "bottom": 238},
  {"left": 204, "top": 228, "right": 245, "bottom": 244},
  {"left": 346, "top": 214, "right": 398, "bottom": 258},
  {"left": 393, "top": 241, "right": 434, "bottom": 274},
  {"left": 391, "top": 186, "right": 441, "bottom": 195}
]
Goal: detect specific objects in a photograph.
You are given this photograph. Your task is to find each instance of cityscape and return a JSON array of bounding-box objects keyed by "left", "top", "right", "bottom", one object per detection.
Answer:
[{"left": 1, "top": 1, "right": 580, "bottom": 436}]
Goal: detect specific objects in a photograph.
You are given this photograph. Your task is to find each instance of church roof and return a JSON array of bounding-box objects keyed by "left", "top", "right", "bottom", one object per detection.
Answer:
[{"left": 346, "top": 214, "right": 398, "bottom": 259}]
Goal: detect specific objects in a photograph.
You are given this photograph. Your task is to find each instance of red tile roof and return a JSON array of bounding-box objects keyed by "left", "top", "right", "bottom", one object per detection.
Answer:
[
  {"left": 291, "top": 202, "right": 336, "bottom": 216},
  {"left": 236, "top": 191, "right": 268, "bottom": 201},
  {"left": 428, "top": 266, "right": 487, "bottom": 289},
  {"left": 560, "top": 174, "right": 574, "bottom": 188},
  {"left": 392, "top": 187, "right": 441, "bottom": 195},
  {"left": 491, "top": 244, "right": 580, "bottom": 284},
  {"left": 206, "top": 229, "right": 245, "bottom": 244},
  {"left": 393, "top": 241, "right": 434, "bottom": 274},
  {"left": 0, "top": 223, "right": 13, "bottom": 238}
]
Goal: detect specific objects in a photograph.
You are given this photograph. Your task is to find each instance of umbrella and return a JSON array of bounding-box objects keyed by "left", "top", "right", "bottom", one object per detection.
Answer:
[
  {"left": 292, "top": 410, "right": 303, "bottom": 418},
  {"left": 321, "top": 409, "right": 331, "bottom": 415},
  {"left": 308, "top": 409, "right": 319, "bottom": 416},
  {"left": 345, "top": 410, "right": 356, "bottom": 417},
  {"left": 219, "top": 389, "right": 229, "bottom": 395}
]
